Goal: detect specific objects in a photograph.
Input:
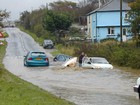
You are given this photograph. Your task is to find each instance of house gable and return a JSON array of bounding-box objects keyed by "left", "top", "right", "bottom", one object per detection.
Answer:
[
  {"left": 98, "top": 0, "right": 130, "bottom": 12},
  {"left": 87, "top": 0, "right": 130, "bottom": 15}
]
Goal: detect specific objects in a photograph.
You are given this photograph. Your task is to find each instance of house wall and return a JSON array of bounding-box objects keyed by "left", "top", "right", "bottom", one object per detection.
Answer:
[
  {"left": 87, "top": 15, "right": 93, "bottom": 40},
  {"left": 97, "top": 26, "right": 132, "bottom": 42},
  {"left": 97, "top": 27, "right": 120, "bottom": 41},
  {"left": 96, "top": 11, "right": 130, "bottom": 26},
  {"left": 92, "top": 13, "right": 97, "bottom": 41},
  {"left": 89, "top": 11, "right": 131, "bottom": 42}
]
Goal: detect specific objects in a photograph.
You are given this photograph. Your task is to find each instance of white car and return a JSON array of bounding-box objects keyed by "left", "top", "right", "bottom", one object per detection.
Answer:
[
  {"left": 133, "top": 77, "right": 140, "bottom": 93},
  {"left": 82, "top": 57, "right": 113, "bottom": 69}
]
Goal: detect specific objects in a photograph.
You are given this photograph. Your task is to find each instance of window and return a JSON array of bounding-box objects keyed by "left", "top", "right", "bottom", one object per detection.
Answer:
[
  {"left": 123, "top": 28, "right": 127, "bottom": 35},
  {"left": 57, "top": 55, "right": 65, "bottom": 61},
  {"left": 88, "top": 28, "right": 91, "bottom": 35},
  {"left": 125, "top": 13, "right": 129, "bottom": 19},
  {"left": 89, "top": 16, "right": 90, "bottom": 23},
  {"left": 108, "top": 27, "right": 114, "bottom": 35}
]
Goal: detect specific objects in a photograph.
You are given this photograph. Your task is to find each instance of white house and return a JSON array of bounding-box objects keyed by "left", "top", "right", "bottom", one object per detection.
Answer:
[{"left": 87, "top": 0, "right": 132, "bottom": 43}]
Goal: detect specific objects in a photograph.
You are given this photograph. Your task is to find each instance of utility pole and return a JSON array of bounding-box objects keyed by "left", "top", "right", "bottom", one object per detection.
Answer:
[
  {"left": 46, "top": 3, "right": 48, "bottom": 9},
  {"left": 99, "top": 0, "right": 101, "bottom": 8},
  {"left": 120, "top": 0, "right": 123, "bottom": 43}
]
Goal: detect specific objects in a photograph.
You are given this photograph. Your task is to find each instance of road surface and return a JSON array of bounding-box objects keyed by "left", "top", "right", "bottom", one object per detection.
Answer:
[{"left": 3, "top": 27, "right": 140, "bottom": 105}]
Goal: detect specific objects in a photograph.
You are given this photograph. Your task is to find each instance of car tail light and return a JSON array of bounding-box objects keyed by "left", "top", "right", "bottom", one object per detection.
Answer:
[
  {"left": 28, "top": 58, "right": 32, "bottom": 60},
  {"left": 46, "top": 58, "right": 49, "bottom": 61}
]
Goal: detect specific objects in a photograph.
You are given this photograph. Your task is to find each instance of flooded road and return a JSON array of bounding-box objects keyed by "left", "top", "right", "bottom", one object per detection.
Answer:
[{"left": 3, "top": 28, "right": 140, "bottom": 105}]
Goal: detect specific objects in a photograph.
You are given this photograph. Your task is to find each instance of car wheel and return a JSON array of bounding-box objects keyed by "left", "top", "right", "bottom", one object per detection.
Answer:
[
  {"left": 53, "top": 58, "right": 57, "bottom": 61},
  {"left": 43, "top": 46, "right": 47, "bottom": 49},
  {"left": 24, "top": 61, "right": 28, "bottom": 67}
]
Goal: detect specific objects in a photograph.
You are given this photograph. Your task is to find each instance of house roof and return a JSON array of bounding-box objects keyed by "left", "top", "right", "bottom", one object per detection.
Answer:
[{"left": 87, "top": 0, "right": 130, "bottom": 15}]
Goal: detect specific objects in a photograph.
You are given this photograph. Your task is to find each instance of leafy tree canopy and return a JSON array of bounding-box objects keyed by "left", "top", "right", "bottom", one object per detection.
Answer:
[
  {"left": 20, "top": 11, "right": 31, "bottom": 29},
  {"left": 49, "top": 0, "right": 77, "bottom": 22},
  {"left": 127, "top": 0, "right": 140, "bottom": 47},
  {"left": 0, "top": 9, "right": 10, "bottom": 21},
  {"left": 43, "top": 10, "right": 72, "bottom": 32},
  {"left": 128, "top": 0, "right": 140, "bottom": 33},
  {"left": 49, "top": 1, "right": 77, "bottom": 12}
]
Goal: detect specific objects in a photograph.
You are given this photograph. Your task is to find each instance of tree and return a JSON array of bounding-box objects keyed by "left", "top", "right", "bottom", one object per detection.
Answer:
[
  {"left": 0, "top": 9, "right": 10, "bottom": 21},
  {"left": 49, "top": 1, "right": 77, "bottom": 22},
  {"left": 128, "top": 0, "right": 140, "bottom": 46},
  {"left": 49, "top": 1, "right": 77, "bottom": 12},
  {"left": 43, "top": 10, "right": 72, "bottom": 32},
  {"left": 20, "top": 11, "right": 31, "bottom": 29}
]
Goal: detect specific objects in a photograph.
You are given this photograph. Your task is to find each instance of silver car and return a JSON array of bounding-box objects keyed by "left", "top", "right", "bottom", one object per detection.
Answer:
[{"left": 43, "top": 39, "right": 54, "bottom": 49}]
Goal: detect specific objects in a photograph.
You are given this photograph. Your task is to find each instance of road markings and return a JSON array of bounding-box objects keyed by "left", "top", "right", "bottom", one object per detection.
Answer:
[{"left": 18, "top": 33, "right": 28, "bottom": 53}]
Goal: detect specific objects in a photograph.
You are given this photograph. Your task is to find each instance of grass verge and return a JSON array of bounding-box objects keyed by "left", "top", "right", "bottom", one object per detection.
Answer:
[{"left": 0, "top": 42, "right": 75, "bottom": 105}]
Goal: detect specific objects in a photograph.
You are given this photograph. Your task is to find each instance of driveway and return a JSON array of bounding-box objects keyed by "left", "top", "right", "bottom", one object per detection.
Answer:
[{"left": 3, "top": 27, "right": 140, "bottom": 105}]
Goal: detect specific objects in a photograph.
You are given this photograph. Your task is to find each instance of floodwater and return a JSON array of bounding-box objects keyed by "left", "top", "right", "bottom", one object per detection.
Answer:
[{"left": 3, "top": 28, "right": 140, "bottom": 105}]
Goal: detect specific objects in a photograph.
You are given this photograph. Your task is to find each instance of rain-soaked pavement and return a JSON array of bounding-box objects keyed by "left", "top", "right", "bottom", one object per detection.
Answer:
[{"left": 3, "top": 27, "right": 140, "bottom": 105}]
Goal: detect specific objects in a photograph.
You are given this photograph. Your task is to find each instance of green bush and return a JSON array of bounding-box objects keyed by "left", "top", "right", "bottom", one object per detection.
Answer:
[
  {"left": 100, "top": 38, "right": 117, "bottom": 43},
  {"left": 73, "top": 42, "right": 140, "bottom": 69},
  {"left": 111, "top": 48, "right": 128, "bottom": 66},
  {"left": 3, "top": 32, "right": 9, "bottom": 38},
  {"left": 128, "top": 49, "right": 140, "bottom": 69}
]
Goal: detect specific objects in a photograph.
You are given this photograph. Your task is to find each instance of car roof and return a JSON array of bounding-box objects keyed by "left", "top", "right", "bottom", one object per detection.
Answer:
[
  {"left": 87, "top": 57, "right": 108, "bottom": 61},
  {"left": 44, "top": 39, "right": 52, "bottom": 41},
  {"left": 89, "top": 57, "right": 106, "bottom": 59},
  {"left": 90, "top": 57, "right": 109, "bottom": 62},
  {"left": 57, "top": 54, "right": 71, "bottom": 56},
  {"left": 28, "top": 51, "right": 46, "bottom": 53}
]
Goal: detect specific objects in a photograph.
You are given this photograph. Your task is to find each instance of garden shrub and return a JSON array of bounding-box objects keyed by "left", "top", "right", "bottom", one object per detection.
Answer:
[
  {"left": 73, "top": 42, "right": 140, "bottom": 69},
  {"left": 111, "top": 48, "right": 128, "bottom": 66},
  {"left": 100, "top": 38, "right": 117, "bottom": 43},
  {"left": 128, "top": 49, "right": 140, "bottom": 69}
]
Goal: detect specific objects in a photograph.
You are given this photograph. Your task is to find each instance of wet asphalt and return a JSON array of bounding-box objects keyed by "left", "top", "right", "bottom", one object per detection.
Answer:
[{"left": 3, "top": 27, "right": 140, "bottom": 105}]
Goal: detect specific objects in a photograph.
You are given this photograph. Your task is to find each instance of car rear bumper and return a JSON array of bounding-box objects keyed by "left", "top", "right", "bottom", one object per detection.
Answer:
[
  {"left": 134, "top": 85, "right": 138, "bottom": 93},
  {"left": 43, "top": 44, "right": 54, "bottom": 48},
  {"left": 26, "top": 61, "right": 49, "bottom": 66}
]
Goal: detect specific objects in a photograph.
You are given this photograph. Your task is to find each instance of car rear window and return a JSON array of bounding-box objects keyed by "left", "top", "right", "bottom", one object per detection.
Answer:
[
  {"left": 91, "top": 58, "right": 109, "bottom": 64},
  {"left": 31, "top": 52, "right": 46, "bottom": 56},
  {"left": 65, "top": 55, "right": 71, "bottom": 59},
  {"left": 45, "top": 40, "right": 53, "bottom": 43}
]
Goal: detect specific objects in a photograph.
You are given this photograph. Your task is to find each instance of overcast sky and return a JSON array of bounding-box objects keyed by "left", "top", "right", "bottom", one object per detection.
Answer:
[{"left": 0, "top": 0, "right": 78, "bottom": 21}]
